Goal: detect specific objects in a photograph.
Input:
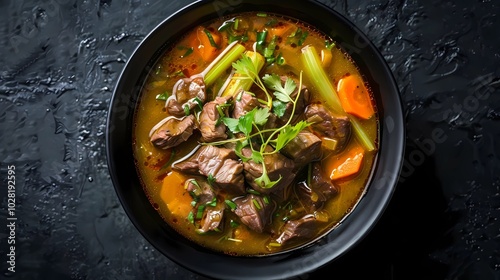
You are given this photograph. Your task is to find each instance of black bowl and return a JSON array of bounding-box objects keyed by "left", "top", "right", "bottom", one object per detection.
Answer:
[{"left": 106, "top": 0, "right": 405, "bottom": 279}]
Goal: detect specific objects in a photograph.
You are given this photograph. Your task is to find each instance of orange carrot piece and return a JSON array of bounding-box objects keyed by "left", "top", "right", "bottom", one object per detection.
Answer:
[
  {"left": 161, "top": 171, "right": 192, "bottom": 218},
  {"left": 337, "top": 74, "right": 375, "bottom": 120},
  {"left": 194, "top": 26, "right": 221, "bottom": 62},
  {"left": 329, "top": 145, "right": 365, "bottom": 180},
  {"left": 268, "top": 24, "right": 292, "bottom": 38}
]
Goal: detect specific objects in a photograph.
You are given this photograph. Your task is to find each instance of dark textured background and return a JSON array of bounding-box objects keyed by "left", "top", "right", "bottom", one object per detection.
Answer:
[{"left": 1, "top": 0, "right": 499, "bottom": 279}]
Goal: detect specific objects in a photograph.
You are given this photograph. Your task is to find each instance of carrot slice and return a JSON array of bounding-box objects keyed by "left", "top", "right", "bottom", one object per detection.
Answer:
[
  {"left": 161, "top": 171, "right": 192, "bottom": 219},
  {"left": 268, "top": 24, "right": 292, "bottom": 37},
  {"left": 194, "top": 26, "right": 221, "bottom": 62},
  {"left": 337, "top": 74, "right": 375, "bottom": 120},
  {"left": 329, "top": 144, "right": 365, "bottom": 180}
]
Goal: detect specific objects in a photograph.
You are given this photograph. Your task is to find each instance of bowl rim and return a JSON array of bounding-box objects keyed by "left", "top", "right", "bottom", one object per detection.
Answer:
[{"left": 106, "top": 0, "right": 405, "bottom": 279}]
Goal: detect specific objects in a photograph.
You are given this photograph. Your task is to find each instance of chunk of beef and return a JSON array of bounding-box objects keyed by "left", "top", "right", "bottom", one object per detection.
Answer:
[
  {"left": 262, "top": 112, "right": 279, "bottom": 139},
  {"left": 172, "top": 158, "right": 200, "bottom": 175},
  {"left": 175, "top": 145, "right": 246, "bottom": 195},
  {"left": 199, "top": 203, "right": 225, "bottom": 233},
  {"left": 166, "top": 76, "right": 206, "bottom": 117},
  {"left": 281, "top": 131, "right": 322, "bottom": 169},
  {"left": 232, "top": 90, "right": 260, "bottom": 119},
  {"left": 304, "top": 103, "right": 351, "bottom": 151},
  {"left": 199, "top": 96, "right": 230, "bottom": 142},
  {"left": 275, "top": 214, "right": 321, "bottom": 245},
  {"left": 185, "top": 178, "right": 215, "bottom": 205},
  {"left": 295, "top": 162, "right": 339, "bottom": 212},
  {"left": 233, "top": 194, "right": 276, "bottom": 233},
  {"left": 185, "top": 178, "right": 226, "bottom": 233},
  {"left": 149, "top": 115, "right": 196, "bottom": 149},
  {"left": 242, "top": 146, "right": 296, "bottom": 195}
]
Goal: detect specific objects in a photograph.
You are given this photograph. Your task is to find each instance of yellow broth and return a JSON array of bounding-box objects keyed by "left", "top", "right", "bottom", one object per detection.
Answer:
[{"left": 132, "top": 12, "right": 378, "bottom": 255}]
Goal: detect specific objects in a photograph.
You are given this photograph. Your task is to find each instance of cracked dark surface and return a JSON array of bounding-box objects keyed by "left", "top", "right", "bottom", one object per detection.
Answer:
[{"left": 1, "top": 0, "right": 499, "bottom": 279}]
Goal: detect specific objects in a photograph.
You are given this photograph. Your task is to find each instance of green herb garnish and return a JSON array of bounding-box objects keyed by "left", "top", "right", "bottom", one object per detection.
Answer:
[
  {"left": 204, "top": 29, "right": 220, "bottom": 48},
  {"left": 156, "top": 91, "right": 170, "bottom": 101},
  {"left": 196, "top": 205, "right": 205, "bottom": 219},
  {"left": 187, "top": 212, "right": 194, "bottom": 224},
  {"left": 178, "top": 46, "right": 194, "bottom": 57},
  {"left": 252, "top": 199, "right": 262, "bottom": 210},
  {"left": 206, "top": 197, "right": 217, "bottom": 207},
  {"left": 225, "top": 199, "right": 237, "bottom": 210},
  {"left": 208, "top": 71, "right": 311, "bottom": 188},
  {"left": 207, "top": 174, "right": 216, "bottom": 186}
]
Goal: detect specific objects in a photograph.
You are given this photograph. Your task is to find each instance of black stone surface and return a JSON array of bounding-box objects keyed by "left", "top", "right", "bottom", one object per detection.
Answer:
[{"left": 1, "top": 0, "right": 499, "bottom": 279}]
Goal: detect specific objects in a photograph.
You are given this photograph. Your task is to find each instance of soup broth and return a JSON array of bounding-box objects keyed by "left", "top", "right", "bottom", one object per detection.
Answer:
[{"left": 133, "top": 12, "right": 378, "bottom": 255}]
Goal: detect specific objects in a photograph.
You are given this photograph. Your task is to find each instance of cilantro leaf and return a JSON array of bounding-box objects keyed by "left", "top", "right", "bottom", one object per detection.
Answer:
[
  {"left": 274, "top": 121, "right": 310, "bottom": 152},
  {"left": 238, "top": 110, "right": 255, "bottom": 136},
  {"left": 251, "top": 151, "right": 264, "bottom": 164},
  {"left": 222, "top": 117, "right": 240, "bottom": 133},
  {"left": 253, "top": 107, "right": 270, "bottom": 126},
  {"left": 234, "top": 141, "right": 251, "bottom": 161},
  {"left": 272, "top": 100, "right": 287, "bottom": 118},
  {"left": 233, "top": 54, "right": 257, "bottom": 79},
  {"left": 255, "top": 172, "right": 281, "bottom": 189},
  {"left": 262, "top": 73, "right": 296, "bottom": 103}
]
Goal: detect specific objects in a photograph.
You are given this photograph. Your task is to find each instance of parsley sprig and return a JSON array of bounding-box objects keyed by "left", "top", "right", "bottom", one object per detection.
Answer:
[
  {"left": 232, "top": 54, "right": 274, "bottom": 107},
  {"left": 208, "top": 69, "right": 310, "bottom": 188}
]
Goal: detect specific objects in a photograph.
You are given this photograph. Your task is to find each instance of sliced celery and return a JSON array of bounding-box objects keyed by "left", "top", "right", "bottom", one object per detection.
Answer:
[
  {"left": 204, "top": 43, "right": 246, "bottom": 87},
  {"left": 300, "top": 45, "right": 375, "bottom": 151},
  {"left": 221, "top": 51, "right": 265, "bottom": 98}
]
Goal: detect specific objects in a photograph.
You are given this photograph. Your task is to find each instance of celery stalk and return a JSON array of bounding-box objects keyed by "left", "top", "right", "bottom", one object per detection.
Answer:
[
  {"left": 204, "top": 43, "right": 246, "bottom": 87},
  {"left": 300, "top": 45, "right": 375, "bottom": 151},
  {"left": 221, "top": 51, "right": 265, "bottom": 98}
]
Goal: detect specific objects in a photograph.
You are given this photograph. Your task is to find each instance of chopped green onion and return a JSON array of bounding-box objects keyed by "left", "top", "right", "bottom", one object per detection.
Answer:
[
  {"left": 268, "top": 242, "right": 282, "bottom": 247},
  {"left": 263, "top": 195, "right": 270, "bottom": 205},
  {"left": 300, "top": 45, "right": 375, "bottom": 151},
  {"left": 206, "top": 197, "right": 217, "bottom": 207},
  {"left": 256, "top": 30, "right": 268, "bottom": 52},
  {"left": 207, "top": 174, "right": 215, "bottom": 186},
  {"left": 156, "top": 91, "right": 170, "bottom": 101},
  {"left": 194, "top": 97, "right": 203, "bottom": 110},
  {"left": 203, "top": 29, "right": 220, "bottom": 48},
  {"left": 225, "top": 199, "right": 237, "bottom": 210},
  {"left": 168, "top": 70, "right": 185, "bottom": 78},
  {"left": 187, "top": 212, "right": 194, "bottom": 224},
  {"left": 230, "top": 219, "right": 239, "bottom": 228},
  {"left": 189, "top": 179, "right": 200, "bottom": 188},
  {"left": 265, "top": 18, "right": 278, "bottom": 27},
  {"left": 252, "top": 199, "right": 262, "bottom": 210},
  {"left": 179, "top": 47, "right": 194, "bottom": 58},
  {"left": 298, "top": 31, "right": 308, "bottom": 46},
  {"left": 325, "top": 40, "right": 336, "bottom": 50},
  {"left": 276, "top": 53, "right": 285, "bottom": 65},
  {"left": 234, "top": 18, "right": 239, "bottom": 30},
  {"left": 257, "top": 13, "right": 267, "bottom": 17},
  {"left": 218, "top": 19, "right": 234, "bottom": 32},
  {"left": 196, "top": 205, "right": 205, "bottom": 219},
  {"left": 246, "top": 188, "right": 261, "bottom": 195},
  {"left": 287, "top": 28, "right": 308, "bottom": 46},
  {"left": 263, "top": 35, "right": 278, "bottom": 63},
  {"left": 183, "top": 104, "right": 190, "bottom": 116}
]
